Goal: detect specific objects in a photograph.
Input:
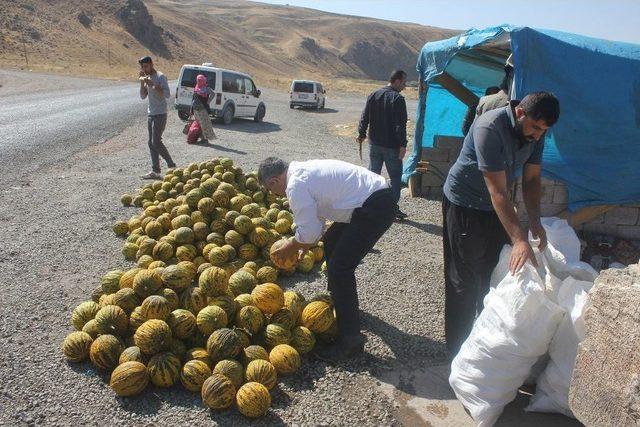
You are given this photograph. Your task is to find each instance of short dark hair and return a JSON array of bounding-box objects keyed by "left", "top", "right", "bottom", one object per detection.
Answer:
[
  {"left": 485, "top": 86, "right": 500, "bottom": 96},
  {"left": 389, "top": 70, "right": 407, "bottom": 83},
  {"left": 258, "top": 157, "right": 289, "bottom": 184},
  {"left": 500, "top": 64, "right": 513, "bottom": 91},
  {"left": 519, "top": 91, "right": 560, "bottom": 126},
  {"left": 138, "top": 56, "right": 153, "bottom": 65}
]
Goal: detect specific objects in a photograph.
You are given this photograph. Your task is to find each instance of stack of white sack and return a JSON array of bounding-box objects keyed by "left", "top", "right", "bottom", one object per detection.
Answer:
[{"left": 449, "top": 218, "right": 597, "bottom": 426}]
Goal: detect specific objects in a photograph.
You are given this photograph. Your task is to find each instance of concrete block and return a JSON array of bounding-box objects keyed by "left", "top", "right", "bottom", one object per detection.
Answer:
[
  {"left": 540, "top": 184, "right": 555, "bottom": 204},
  {"left": 582, "top": 223, "right": 619, "bottom": 236},
  {"left": 421, "top": 147, "right": 450, "bottom": 162},
  {"left": 552, "top": 185, "right": 569, "bottom": 204},
  {"left": 569, "top": 264, "right": 640, "bottom": 426},
  {"left": 427, "top": 161, "right": 452, "bottom": 177},
  {"left": 426, "top": 186, "right": 444, "bottom": 201},
  {"left": 540, "top": 203, "right": 565, "bottom": 217},
  {"left": 604, "top": 207, "right": 639, "bottom": 226},
  {"left": 420, "top": 172, "right": 446, "bottom": 187},
  {"left": 434, "top": 136, "right": 463, "bottom": 153},
  {"left": 540, "top": 176, "right": 558, "bottom": 187},
  {"left": 617, "top": 225, "right": 640, "bottom": 240}
]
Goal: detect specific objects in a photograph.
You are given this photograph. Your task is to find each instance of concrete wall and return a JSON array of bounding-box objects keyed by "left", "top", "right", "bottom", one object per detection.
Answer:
[{"left": 416, "top": 136, "right": 640, "bottom": 239}]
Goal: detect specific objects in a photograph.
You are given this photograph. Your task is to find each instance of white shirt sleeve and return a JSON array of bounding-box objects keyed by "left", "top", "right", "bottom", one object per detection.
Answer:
[{"left": 287, "top": 178, "right": 323, "bottom": 245}]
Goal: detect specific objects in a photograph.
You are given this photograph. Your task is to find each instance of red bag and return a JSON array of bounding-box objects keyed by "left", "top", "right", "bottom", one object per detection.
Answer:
[{"left": 186, "top": 120, "right": 202, "bottom": 144}]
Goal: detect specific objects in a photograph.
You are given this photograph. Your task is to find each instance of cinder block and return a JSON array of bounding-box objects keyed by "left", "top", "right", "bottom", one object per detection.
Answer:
[
  {"left": 427, "top": 161, "right": 452, "bottom": 177},
  {"left": 582, "top": 223, "right": 619, "bottom": 236},
  {"left": 434, "top": 136, "right": 463, "bottom": 152},
  {"left": 421, "top": 147, "right": 450, "bottom": 162},
  {"left": 540, "top": 184, "right": 555, "bottom": 204},
  {"left": 427, "top": 186, "right": 444, "bottom": 201},
  {"left": 552, "top": 185, "right": 569, "bottom": 204},
  {"left": 540, "top": 176, "right": 558, "bottom": 187},
  {"left": 420, "top": 172, "right": 446, "bottom": 187},
  {"left": 616, "top": 225, "right": 640, "bottom": 240},
  {"left": 540, "top": 203, "right": 565, "bottom": 217},
  {"left": 604, "top": 207, "right": 639, "bottom": 226}
]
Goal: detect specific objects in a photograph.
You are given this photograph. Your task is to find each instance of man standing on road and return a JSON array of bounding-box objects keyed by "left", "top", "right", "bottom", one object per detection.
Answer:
[
  {"left": 259, "top": 157, "right": 397, "bottom": 362},
  {"left": 138, "top": 56, "right": 176, "bottom": 179},
  {"left": 358, "top": 70, "right": 409, "bottom": 220},
  {"left": 442, "top": 92, "right": 560, "bottom": 356}
]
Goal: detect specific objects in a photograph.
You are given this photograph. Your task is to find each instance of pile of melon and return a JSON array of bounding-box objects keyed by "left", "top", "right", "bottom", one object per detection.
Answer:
[{"left": 61, "top": 157, "right": 335, "bottom": 418}]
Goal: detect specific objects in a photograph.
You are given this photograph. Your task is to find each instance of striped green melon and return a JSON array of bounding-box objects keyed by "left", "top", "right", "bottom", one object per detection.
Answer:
[
  {"left": 89, "top": 334, "right": 124, "bottom": 370},
  {"left": 221, "top": 245, "right": 237, "bottom": 261},
  {"left": 248, "top": 227, "right": 270, "bottom": 248},
  {"left": 112, "top": 288, "right": 139, "bottom": 314},
  {"left": 291, "top": 326, "right": 316, "bottom": 354},
  {"left": 119, "top": 346, "right": 145, "bottom": 364},
  {"left": 161, "top": 264, "right": 194, "bottom": 293},
  {"left": 140, "top": 295, "right": 170, "bottom": 320},
  {"left": 119, "top": 268, "right": 142, "bottom": 289},
  {"left": 171, "top": 214, "right": 192, "bottom": 229},
  {"left": 82, "top": 319, "right": 103, "bottom": 339},
  {"left": 94, "top": 305, "right": 128, "bottom": 337},
  {"left": 91, "top": 284, "right": 104, "bottom": 303},
  {"left": 256, "top": 266, "right": 278, "bottom": 284},
  {"left": 264, "top": 323, "right": 291, "bottom": 348},
  {"left": 244, "top": 359, "right": 277, "bottom": 390},
  {"left": 198, "top": 266, "right": 228, "bottom": 297},
  {"left": 270, "top": 308, "right": 295, "bottom": 330},
  {"left": 208, "top": 295, "right": 236, "bottom": 320},
  {"left": 212, "top": 189, "right": 230, "bottom": 207},
  {"left": 61, "top": 331, "right": 93, "bottom": 362},
  {"left": 180, "top": 359, "right": 212, "bottom": 392},
  {"left": 71, "top": 301, "right": 100, "bottom": 331},
  {"left": 234, "top": 215, "right": 254, "bottom": 235},
  {"left": 152, "top": 241, "right": 174, "bottom": 261},
  {"left": 238, "top": 243, "right": 258, "bottom": 261},
  {"left": 284, "top": 290, "right": 305, "bottom": 323},
  {"left": 235, "top": 305, "right": 264, "bottom": 334},
  {"left": 184, "top": 347, "right": 211, "bottom": 368},
  {"left": 206, "top": 232, "right": 226, "bottom": 247},
  {"left": 301, "top": 301, "right": 334, "bottom": 333},
  {"left": 174, "top": 226, "right": 195, "bottom": 245},
  {"left": 297, "top": 252, "right": 315, "bottom": 273},
  {"left": 193, "top": 222, "right": 209, "bottom": 241},
  {"left": 129, "top": 307, "right": 146, "bottom": 332},
  {"left": 176, "top": 244, "right": 197, "bottom": 261},
  {"left": 201, "top": 373, "right": 236, "bottom": 410},
  {"left": 134, "top": 319, "right": 172, "bottom": 355},
  {"left": 228, "top": 270, "right": 258, "bottom": 296},
  {"left": 122, "top": 243, "right": 139, "bottom": 261},
  {"left": 147, "top": 352, "right": 181, "bottom": 387},
  {"left": 251, "top": 283, "right": 284, "bottom": 315},
  {"left": 236, "top": 382, "right": 271, "bottom": 418},
  {"left": 170, "top": 338, "right": 187, "bottom": 360},
  {"left": 197, "top": 197, "right": 216, "bottom": 215},
  {"left": 159, "top": 288, "right": 180, "bottom": 311},
  {"left": 208, "top": 247, "right": 227, "bottom": 266},
  {"left": 167, "top": 309, "right": 197, "bottom": 340},
  {"left": 180, "top": 286, "right": 208, "bottom": 315},
  {"left": 234, "top": 293, "right": 254, "bottom": 308},
  {"left": 207, "top": 328, "right": 241, "bottom": 362},
  {"left": 269, "top": 344, "right": 301, "bottom": 376},
  {"left": 196, "top": 305, "right": 228, "bottom": 336},
  {"left": 225, "top": 230, "right": 244, "bottom": 248},
  {"left": 234, "top": 327, "right": 252, "bottom": 349},
  {"left": 110, "top": 361, "right": 149, "bottom": 396},
  {"left": 185, "top": 188, "right": 202, "bottom": 209},
  {"left": 242, "top": 345, "right": 269, "bottom": 366},
  {"left": 132, "top": 269, "right": 163, "bottom": 299},
  {"left": 213, "top": 359, "right": 244, "bottom": 388},
  {"left": 101, "top": 270, "right": 124, "bottom": 294}
]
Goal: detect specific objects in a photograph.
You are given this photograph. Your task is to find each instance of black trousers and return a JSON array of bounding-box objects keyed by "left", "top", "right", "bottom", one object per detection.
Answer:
[
  {"left": 322, "top": 188, "right": 397, "bottom": 337},
  {"left": 442, "top": 195, "right": 509, "bottom": 355},
  {"left": 147, "top": 114, "right": 175, "bottom": 173}
]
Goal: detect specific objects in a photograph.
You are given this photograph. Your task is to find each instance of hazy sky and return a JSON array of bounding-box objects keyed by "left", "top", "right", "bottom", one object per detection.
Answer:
[{"left": 258, "top": 0, "right": 640, "bottom": 44}]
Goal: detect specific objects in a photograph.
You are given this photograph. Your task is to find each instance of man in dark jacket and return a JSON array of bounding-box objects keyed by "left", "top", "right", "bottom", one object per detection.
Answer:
[{"left": 357, "top": 70, "right": 408, "bottom": 220}]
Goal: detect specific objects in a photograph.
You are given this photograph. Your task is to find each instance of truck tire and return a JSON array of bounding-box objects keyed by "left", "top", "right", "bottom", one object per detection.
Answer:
[
  {"left": 222, "top": 106, "right": 234, "bottom": 125},
  {"left": 254, "top": 104, "right": 266, "bottom": 122}
]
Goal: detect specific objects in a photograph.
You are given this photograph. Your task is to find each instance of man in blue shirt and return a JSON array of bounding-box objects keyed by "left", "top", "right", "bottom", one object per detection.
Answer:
[{"left": 442, "top": 92, "right": 560, "bottom": 356}]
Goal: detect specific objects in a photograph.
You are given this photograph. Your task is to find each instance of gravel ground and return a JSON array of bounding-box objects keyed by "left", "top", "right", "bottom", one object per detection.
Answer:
[{"left": 0, "top": 74, "right": 446, "bottom": 425}]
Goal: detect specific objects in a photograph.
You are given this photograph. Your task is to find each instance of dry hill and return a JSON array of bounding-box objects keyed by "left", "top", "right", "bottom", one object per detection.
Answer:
[{"left": 0, "top": 0, "right": 457, "bottom": 88}]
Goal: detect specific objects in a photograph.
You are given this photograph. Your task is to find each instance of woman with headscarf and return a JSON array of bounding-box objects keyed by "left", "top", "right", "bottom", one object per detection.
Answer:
[{"left": 189, "top": 74, "right": 217, "bottom": 142}]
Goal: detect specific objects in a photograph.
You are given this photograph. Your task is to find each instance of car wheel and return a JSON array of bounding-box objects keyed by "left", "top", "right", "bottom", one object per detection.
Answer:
[
  {"left": 178, "top": 110, "right": 190, "bottom": 121},
  {"left": 289, "top": 103, "right": 294, "bottom": 109},
  {"left": 222, "top": 106, "right": 234, "bottom": 125},
  {"left": 320, "top": 100, "right": 325, "bottom": 109},
  {"left": 254, "top": 104, "right": 265, "bottom": 122}
]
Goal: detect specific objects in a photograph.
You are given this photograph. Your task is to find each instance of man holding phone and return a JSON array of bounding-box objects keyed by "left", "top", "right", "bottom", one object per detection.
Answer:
[
  {"left": 138, "top": 56, "right": 176, "bottom": 179},
  {"left": 357, "top": 70, "right": 409, "bottom": 220}
]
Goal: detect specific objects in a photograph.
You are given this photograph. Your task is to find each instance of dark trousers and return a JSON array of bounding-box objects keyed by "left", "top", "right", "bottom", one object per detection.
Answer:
[
  {"left": 442, "top": 195, "right": 509, "bottom": 356},
  {"left": 322, "top": 188, "right": 397, "bottom": 337},
  {"left": 369, "top": 144, "right": 402, "bottom": 204},
  {"left": 147, "top": 114, "right": 175, "bottom": 173}
]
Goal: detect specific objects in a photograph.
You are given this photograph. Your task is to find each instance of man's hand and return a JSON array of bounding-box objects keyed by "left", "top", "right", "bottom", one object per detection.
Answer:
[
  {"left": 509, "top": 240, "right": 537, "bottom": 275},
  {"left": 270, "top": 238, "right": 299, "bottom": 266},
  {"left": 139, "top": 70, "right": 146, "bottom": 78},
  {"left": 356, "top": 136, "right": 366, "bottom": 144},
  {"left": 529, "top": 221, "right": 547, "bottom": 251},
  {"left": 399, "top": 146, "right": 407, "bottom": 160}
]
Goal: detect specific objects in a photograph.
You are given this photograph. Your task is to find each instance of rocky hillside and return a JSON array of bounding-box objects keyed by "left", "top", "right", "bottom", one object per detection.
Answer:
[{"left": 0, "top": 0, "right": 457, "bottom": 82}]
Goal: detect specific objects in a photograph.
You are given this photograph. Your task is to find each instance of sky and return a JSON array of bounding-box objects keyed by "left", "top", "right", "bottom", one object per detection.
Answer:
[{"left": 258, "top": 0, "right": 640, "bottom": 44}]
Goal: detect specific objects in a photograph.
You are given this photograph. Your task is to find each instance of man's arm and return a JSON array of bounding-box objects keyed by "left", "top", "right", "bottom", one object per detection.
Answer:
[
  {"left": 139, "top": 80, "right": 148, "bottom": 99},
  {"left": 158, "top": 75, "right": 170, "bottom": 99},
  {"left": 483, "top": 171, "right": 537, "bottom": 274},
  {"left": 522, "top": 163, "right": 547, "bottom": 250},
  {"left": 357, "top": 94, "right": 373, "bottom": 141}
]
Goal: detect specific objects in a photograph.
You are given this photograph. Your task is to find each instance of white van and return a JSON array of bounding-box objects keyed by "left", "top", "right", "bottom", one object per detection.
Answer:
[
  {"left": 175, "top": 63, "right": 266, "bottom": 124},
  {"left": 289, "top": 80, "right": 326, "bottom": 109}
]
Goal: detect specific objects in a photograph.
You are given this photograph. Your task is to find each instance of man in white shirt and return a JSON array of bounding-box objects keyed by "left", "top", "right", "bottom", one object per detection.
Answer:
[{"left": 258, "top": 157, "right": 397, "bottom": 362}]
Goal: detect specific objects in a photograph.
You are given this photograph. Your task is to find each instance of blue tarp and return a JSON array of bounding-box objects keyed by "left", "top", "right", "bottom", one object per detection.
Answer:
[{"left": 403, "top": 25, "right": 640, "bottom": 210}]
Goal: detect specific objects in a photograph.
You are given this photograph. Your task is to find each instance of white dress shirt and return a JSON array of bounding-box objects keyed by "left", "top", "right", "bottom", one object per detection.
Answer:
[{"left": 286, "top": 159, "right": 389, "bottom": 244}]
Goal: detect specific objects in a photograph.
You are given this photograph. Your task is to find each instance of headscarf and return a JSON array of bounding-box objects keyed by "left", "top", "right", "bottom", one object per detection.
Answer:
[{"left": 194, "top": 74, "right": 208, "bottom": 96}]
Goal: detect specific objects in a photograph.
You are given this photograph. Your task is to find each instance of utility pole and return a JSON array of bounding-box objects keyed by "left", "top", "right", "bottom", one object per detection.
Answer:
[
  {"left": 22, "top": 37, "right": 29, "bottom": 68},
  {"left": 107, "top": 41, "right": 111, "bottom": 67}
]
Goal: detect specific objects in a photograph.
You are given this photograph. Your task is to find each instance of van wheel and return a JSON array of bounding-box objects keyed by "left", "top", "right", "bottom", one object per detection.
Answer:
[
  {"left": 320, "top": 100, "right": 325, "bottom": 110},
  {"left": 222, "top": 106, "right": 234, "bottom": 125},
  {"left": 254, "top": 104, "right": 265, "bottom": 122},
  {"left": 178, "top": 110, "right": 190, "bottom": 121},
  {"left": 289, "top": 103, "right": 294, "bottom": 109}
]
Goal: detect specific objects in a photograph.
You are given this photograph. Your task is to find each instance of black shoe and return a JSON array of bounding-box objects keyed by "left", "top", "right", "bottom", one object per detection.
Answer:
[
  {"left": 396, "top": 209, "right": 408, "bottom": 220},
  {"left": 313, "top": 334, "right": 366, "bottom": 363}
]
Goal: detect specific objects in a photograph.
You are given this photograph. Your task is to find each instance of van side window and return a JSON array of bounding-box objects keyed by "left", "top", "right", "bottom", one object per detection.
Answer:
[
  {"left": 180, "top": 69, "right": 216, "bottom": 89},
  {"left": 222, "top": 72, "right": 245, "bottom": 94},
  {"left": 317, "top": 83, "right": 323, "bottom": 93},
  {"left": 245, "top": 79, "right": 255, "bottom": 95}
]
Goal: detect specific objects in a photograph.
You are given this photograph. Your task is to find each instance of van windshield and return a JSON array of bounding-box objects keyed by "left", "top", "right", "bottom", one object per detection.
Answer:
[
  {"left": 180, "top": 69, "right": 216, "bottom": 89},
  {"left": 293, "top": 82, "right": 314, "bottom": 93}
]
